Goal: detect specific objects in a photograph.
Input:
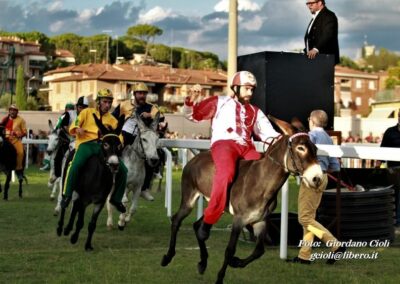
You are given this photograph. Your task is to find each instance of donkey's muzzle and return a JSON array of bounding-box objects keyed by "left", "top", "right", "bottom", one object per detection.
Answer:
[
  {"left": 312, "top": 176, "right": 322, "bottom": 188},
  {"left": 107, "top": 155, "right": 120, "bottom": 174}
]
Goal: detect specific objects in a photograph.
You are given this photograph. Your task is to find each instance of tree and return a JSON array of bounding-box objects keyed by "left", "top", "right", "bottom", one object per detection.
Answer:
[
  {"left": 364, "top": 48, "right": 400, "bottom": 71},
  {"left": 15, "top": 65, "right": 27, "bottom": 109},
  {"left": 149, "top": 44, "right": 171, "bottom": 64},
  {"left": 126, "top": 24, "right": 163, "bottom": 62},
  {"left": 385, "top": 62, "right": 400, "bottom": 89},
  {"left": 50, "top": 33, "right": 85, "bottom": 64},
  {"left": 339, "top": 56, "right": 360, "bottom": 70}
]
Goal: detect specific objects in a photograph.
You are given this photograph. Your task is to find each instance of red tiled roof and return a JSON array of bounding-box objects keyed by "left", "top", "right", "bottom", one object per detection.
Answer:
[
  {"left": 46, "top": 63, "right": 227, "bottom": 86},
  {"left": 55, "top": 49, "right": 75, "bottom": 58}
]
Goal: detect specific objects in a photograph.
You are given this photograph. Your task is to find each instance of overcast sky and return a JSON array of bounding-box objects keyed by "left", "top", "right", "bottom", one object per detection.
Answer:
[{"left": 1, "top": 0, "right": 399, "bottom": 60}]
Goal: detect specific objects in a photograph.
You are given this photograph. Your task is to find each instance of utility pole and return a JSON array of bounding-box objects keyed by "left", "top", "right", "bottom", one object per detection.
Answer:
[
  {"left": 228, "top": 0, "right": 238, "bottom": 96},
  {"left": 102, "top": 30, "right": 112, "bottom": 65},
  {"left": 115, "top": 35, "right": 119, "bottom": 64}
]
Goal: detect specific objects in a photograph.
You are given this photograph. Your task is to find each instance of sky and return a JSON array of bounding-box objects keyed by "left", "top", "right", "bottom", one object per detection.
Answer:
[{"left": 1, "top": 0, "right": 399, "bottom": 61}]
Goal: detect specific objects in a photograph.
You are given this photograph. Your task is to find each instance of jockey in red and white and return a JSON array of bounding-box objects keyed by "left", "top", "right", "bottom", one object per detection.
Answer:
[{"left": 184, "top": 70, "right": 280, "bottom": 241}]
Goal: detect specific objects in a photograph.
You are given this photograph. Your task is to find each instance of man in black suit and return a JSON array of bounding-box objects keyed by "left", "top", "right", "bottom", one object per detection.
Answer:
[{"left": 304, "top": 0, "right": 339, "bottom": 64}]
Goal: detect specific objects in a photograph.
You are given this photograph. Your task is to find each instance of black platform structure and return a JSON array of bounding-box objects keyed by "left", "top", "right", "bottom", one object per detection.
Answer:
[{"left": 238, "top": 51, "right": 335, "bottom": 130}]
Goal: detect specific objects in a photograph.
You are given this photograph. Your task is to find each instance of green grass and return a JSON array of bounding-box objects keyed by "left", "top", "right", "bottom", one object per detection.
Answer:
[{"left": 0, "top": 166, "right": 399, "bottom": 283}]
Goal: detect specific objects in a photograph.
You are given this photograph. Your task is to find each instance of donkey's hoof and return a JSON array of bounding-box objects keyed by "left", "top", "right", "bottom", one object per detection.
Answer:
[
  {"left": 70, "top": 234, "right": 79, "bottom": 244},
  {"left": 85, "top": 244, "right": 94, "bottom": 251},
  {"left": 197, "top": 261, "right": 207, "bottom": 275},
  {"left": 64, "top": 228, "right": 71, "bottom": 236},
  {"left": 50, "top": 196, "right": 55, "bottom": 201},
  {"left": 56, "top": 227, "right": 62, "bottom": 236},
  {"left": 229, "top": 256, "right": 244, "bottom": 268},
  {"left": 118, "top": 225, "right": 125, "bottom": 231},
  {"left": 161, "top": 254, "right": 173, "bottom": 267}
]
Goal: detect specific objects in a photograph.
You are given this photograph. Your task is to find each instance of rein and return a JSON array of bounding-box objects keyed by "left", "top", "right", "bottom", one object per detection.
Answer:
[{"left": 265, "top": 132, "right": 309, "bottom": 176}]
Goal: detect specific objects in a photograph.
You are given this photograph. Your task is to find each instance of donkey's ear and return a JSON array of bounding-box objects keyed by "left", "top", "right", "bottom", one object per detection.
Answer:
[
  {"left": 114, "top": 115, "right": 125, "bottom": 135},
  {"left": 48, "top": 119, "right": 54, "bottom": 132},
  {"left": 150, "top": 112, "right": 160, "bottom": 131},
  {"left": 135, "top": 113, "right": 145, "bottom": 129},
  {"left": 267, "top": 115, "right": 295, "bottom": 136},
  {"left": 93, "top": 113, "right": 109, "bottom": 135},
  {"left": 290, "top": 117, "right": 307, "bottom": 132}
]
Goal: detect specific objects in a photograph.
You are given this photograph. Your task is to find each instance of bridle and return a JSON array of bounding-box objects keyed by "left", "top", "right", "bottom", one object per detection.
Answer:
[
  {"left": 101, "top": 133, "right": 122, "bottom": 166},
  {"left": 265, "top": 132, "right": 310, "bottom": 177}
]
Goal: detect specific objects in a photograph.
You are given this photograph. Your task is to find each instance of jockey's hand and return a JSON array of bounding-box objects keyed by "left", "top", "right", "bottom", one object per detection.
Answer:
[
  {"left": 140, "top": 112, "right": 152, "bottom": 119},
  {"left": 76, "top": 128, "right": 86, "bottom": 137},
  {"left": 188, "top": 90, "right": 204, "bottom": 104}
]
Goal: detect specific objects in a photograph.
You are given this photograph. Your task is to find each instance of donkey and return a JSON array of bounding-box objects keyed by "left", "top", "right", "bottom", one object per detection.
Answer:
[
  {"left": 0, "top": 126, "right": 27, "bottom": 200},
  {"left": 56, "top": 115, "right": 124, "bottom": 251},
  {"left": 106, "top": 114, "right": 160, "bottom": 229},
  {"left": 161, "top": 116, "right": 324, "bottom": 284},
  {"left": 46, "top": 120, "right": 71, "bottom": 215}
]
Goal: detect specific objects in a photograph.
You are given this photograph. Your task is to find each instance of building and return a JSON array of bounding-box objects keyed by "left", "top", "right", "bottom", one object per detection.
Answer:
[
  {"left": 334, "top": 66, "right": 380, "bottom": 117},
  {"left": 53, "top": 49, "right": 76, "bottom": 65},
  {"left": 0, "top": 36, "right": 46, "bottom": 96},
  {"left": 43, "top": 63, "right": 227, "bottom": 111}
]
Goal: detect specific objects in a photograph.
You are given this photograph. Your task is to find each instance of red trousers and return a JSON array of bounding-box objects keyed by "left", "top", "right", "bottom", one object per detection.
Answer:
[{"left": 203, "top": 140, "right": 260, "bottom": 225}]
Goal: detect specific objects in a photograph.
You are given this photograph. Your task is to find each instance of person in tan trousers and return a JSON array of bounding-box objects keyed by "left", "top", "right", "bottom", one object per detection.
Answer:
[{"left": 288, "top": 109, "right": 345, "bottom": 265}]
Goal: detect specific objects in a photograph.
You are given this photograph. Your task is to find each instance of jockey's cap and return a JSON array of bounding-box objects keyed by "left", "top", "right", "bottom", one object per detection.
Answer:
[
  {"left": 65, "top": 103, "right": 75, "bottom": 110},
  {"left": 97, "top": 88, "right": 114, "bottom": 101},
  {"left": 76, "top": 96, "right": 89, "bottom": 107},
  {"left": 133, "top": 82, "right": 149, "bottom": 94},
  {"left": 230, "top": 71, "right": 257, "bottom": 88}
]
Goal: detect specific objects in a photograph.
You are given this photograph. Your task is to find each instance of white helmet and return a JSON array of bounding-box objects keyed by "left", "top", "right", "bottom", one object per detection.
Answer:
[{"left": 230, "top": 71, "right": 257, "bottom": 89}]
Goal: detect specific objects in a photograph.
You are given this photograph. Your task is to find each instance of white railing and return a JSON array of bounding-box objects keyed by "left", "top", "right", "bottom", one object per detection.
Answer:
[
  {"left": 20, "top": 137, "right": 400, "bottom": 259},
  {"left": 22, "top": 138, "right": 48, "bottom": 169},
  {"left": 158, "top": 139, "right": 400, "bottom": 260}
]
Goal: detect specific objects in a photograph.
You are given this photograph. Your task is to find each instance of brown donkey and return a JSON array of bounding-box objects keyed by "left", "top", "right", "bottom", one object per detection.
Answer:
[{"left": 161, "top": 116, "right": 324, "bottom": 284}]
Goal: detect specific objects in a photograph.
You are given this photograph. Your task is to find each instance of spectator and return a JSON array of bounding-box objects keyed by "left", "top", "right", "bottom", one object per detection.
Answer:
[
  {"left": 287, "top": 109, "right": 344, "bottom": 265},
  {"left": 376, "top": 110, "right": 400, "bottom": 231}
]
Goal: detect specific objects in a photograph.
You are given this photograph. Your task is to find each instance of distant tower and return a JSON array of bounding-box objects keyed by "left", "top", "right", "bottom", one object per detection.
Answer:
[{"left": 362, "top": 35, "right": 375, "bottom": 58}]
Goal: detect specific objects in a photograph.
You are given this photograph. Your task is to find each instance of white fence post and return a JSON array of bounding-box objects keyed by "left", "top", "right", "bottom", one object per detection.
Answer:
[
  {"left": 279, "top": 179, "right": 289, "bottom": 259},
  {"left": 163, "top": 147, "right": 173, "bottom": 217}
]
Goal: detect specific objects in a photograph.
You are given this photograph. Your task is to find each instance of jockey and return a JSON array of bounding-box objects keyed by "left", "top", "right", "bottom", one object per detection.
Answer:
[
  {"left": 56, "top": 103, "right": 75, "bottom": 132},
  {"left": 184, "top": 71, "right": 280, "bottom": 241},
  {"left": 61, "top": 89, "right": 127, "bottom": 213},
  {"left": 50, "top": 96, "right": 89, "bottom": 182},
  {"left": 113, "top": 82, "right": 161, "bottom": 201},
  {"left": 0, "top": 104, "right": 27, "bottom": 180},
  {"left": 56, "top": 97, "right": 89, "bottom": 133}
]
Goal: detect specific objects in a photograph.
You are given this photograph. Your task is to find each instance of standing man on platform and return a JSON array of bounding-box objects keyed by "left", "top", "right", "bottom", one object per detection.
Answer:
[{"left": 304, "top": 0, "right": 339, "bottom": 64}]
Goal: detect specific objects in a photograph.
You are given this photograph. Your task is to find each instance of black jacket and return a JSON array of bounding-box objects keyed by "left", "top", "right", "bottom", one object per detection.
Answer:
[{"left": 304, "top": 7, "right": 339, "bottom": 64}]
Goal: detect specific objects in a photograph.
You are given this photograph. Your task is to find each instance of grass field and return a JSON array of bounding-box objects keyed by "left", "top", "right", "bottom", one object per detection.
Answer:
[{"left": 0, "top": 166, "right": 400, "bottom": 284}]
